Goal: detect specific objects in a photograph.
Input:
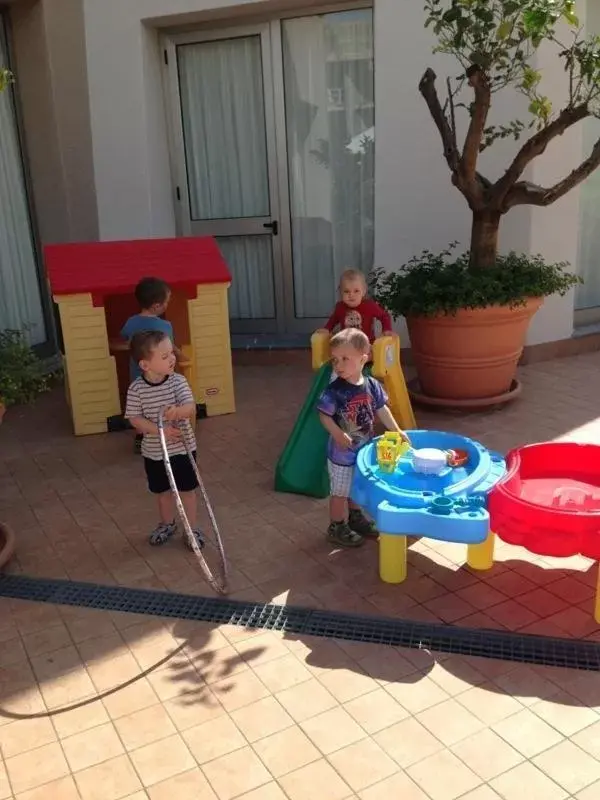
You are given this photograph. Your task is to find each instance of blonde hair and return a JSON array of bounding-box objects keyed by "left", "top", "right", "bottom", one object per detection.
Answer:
[
  {"left": 339, "top": 269, "right": 367, "bottom": 290},
  {"left": 330, "top": 327, "right": 370, "bottom": 355}
]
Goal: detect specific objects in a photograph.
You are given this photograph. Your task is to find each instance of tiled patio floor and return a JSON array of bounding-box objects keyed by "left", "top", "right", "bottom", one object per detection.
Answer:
[{"left": 2, "top": 352, "right": 600, "bottom": 798}]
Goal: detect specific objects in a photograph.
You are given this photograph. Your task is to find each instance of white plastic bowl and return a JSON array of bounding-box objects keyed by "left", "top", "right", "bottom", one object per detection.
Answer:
[{"left": 412, "top": 448, "right": 447, "bottom": 476}]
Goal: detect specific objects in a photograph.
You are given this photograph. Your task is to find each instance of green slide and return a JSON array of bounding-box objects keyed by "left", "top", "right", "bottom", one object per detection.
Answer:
[{"left": 274, "top": 363, "right": 331, "bottom": 498}]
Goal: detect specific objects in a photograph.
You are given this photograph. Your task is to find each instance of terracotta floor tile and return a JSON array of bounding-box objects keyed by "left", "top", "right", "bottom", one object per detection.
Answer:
[
  {"left": 235, "top": 784, "right": 288, "bottom": 800},
  {"left": 575, "top": 779, "right": 600, "bottom": 800},
  {"left": 145, "top": 664, "right": 196, "bottom": 702},
  {"left": 573, "top": 719, "right": 600, "bottom": 758},
  {"left": 230, "top": 696, "right": 293, "bottom": 743},
  {"left": 146, "top": 768, "right": 217, "bottom": 799},
  {"left": 451, "top": 728, "right": 524, "bottom": 780},
  {"left": 457, "top": 683, "right": 524, "bottom": 724},
  {"left": 201, "top": 746, "right": 272, "bottom": 800},
  {"left": 62, "top": 608, "right": 117, "bottom": 644},
  {"left": 490, "top": 761, "right": 568, "bottom": 800},
  {"left": 21, "top": 621, "right": 73, "bottom": 658},
  {"left": 252, "top": 653, "right": 312, "bottom": 693},
  {"left": 0, "top": 763, "right": 9, "bottom": 800},
  {"left": 317, "top": 667, "right": 378, "bottom": 703},
  {"left": 328, "top": 738, "right": 398, "bottom": 792},
  {"left": 114, "top": 703, "right": 177, "bottom": 751},
  {"left": 457, "top": 788, "right": 504, "bottom": 800},
  {"left": 374, "top": 717, "right": 443, "bottom": 768},
  {"left": 14, "top": 776, "right": 80, "bottom": 800},
  {"left": 384, "top": 675, "right": 449, "bottom": 714},
  {"left": 300, "top": 706, "right": 366, "bottom": 755},
  {"left": 5, "top": 742, "right": 70, "bottom": 795},
  {"left": 416, "top": 697, "right": 485, "bottom": 746},
  {"left": 407, "top": 749, "right": 481, "bottom": 800},
  {"left": 532, "top": 740, "right": 600, "bottom": 795},
  {"left": 355, "top": 645, "right": 417, "bottom": 683},
  {"left": 492, "top": 665, "right": 561, "bottom": 706},
  {"left": 253, "top": 726, "right": 321, "bottom": 777},
  {"left": 182, "top": 713, "right": 246, "bottom": 763},
  {"left": 0, "top": 635, "right": 27, "bottom": 668},
  {"left": 102, "top": 678, "right": 160, "bottom": 719},
  {"left": 233, "top": 632, "right": 290, "bottom": 666},
  {"left": 358, "top": 771, "right": 430, "bottom": 799},
  {"left": 531, "top": 692, "right": 599, "bottom": 736},
  {"left": 491, "top": 706, "right": 564, "bottom": 757},
  {"left": 343, "top": 688, "right": 408, "bottom": 734},
  {"left": 30, "top": 645, "right": 96, "bottom": 708},
  {"left": 129, "top": 733, "right": 195, "bottom": 787},
  {"left": 163, "top": 686, "right": 224, "bottom": 731},
  {"left": 52, "top": 696, "right": 111, "bottom": 738},
  {"left": 74, "top": 753, "right": 142, "bottom": 800},
  {"left": 276, "top": 678, "right": 338, "bottom": 722},
  {"left": 0, "top": 716, "right": 56, "bottom": 758},
  {"left": 62, "top": 721, "right": 124, "bottom": 772},
  {"left": 426, "top": 657, "right": 486, "bottom": 697},
  {"left": 211, "top": 670, "right": 270, "bottom": 712},
  {"left": 279, "top": 758, "right": 351, "bottom": 800}
]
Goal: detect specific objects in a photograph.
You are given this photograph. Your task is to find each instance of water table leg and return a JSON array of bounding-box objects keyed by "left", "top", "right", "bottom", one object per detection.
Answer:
[
  {"left": 379, "top": 534, "right": 407, "bottom": 584},
  {"left": 467, "top": 531, "right": 495, "bottom": 571},
  {"left": 595, "top": 564, "right": 600, "bottom": 625}
]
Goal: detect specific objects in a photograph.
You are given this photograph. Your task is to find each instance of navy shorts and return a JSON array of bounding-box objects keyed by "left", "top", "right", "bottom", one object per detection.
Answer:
[{"left": 144, "top": 452, "right": 198, "bottom": 495}]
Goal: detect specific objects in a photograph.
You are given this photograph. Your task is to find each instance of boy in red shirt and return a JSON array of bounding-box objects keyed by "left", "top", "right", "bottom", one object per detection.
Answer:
[{"left": 318, "top": 269, "right": 393, "bottom": 342}]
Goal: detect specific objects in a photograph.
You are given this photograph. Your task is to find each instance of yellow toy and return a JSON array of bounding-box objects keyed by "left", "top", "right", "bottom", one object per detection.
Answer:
[{"left": 376, "top": 432, "right": 411, "bottom": 473}]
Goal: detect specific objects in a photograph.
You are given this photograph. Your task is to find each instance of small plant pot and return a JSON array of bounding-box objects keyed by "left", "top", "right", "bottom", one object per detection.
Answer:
[{"left": 0, "top": 522, "right": 15, "bottom": 570}]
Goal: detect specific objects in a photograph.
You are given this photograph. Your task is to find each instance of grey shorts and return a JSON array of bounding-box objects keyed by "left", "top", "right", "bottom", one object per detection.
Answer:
[{"left": 327, "top": 460, "right": 355, "bottom": 498}]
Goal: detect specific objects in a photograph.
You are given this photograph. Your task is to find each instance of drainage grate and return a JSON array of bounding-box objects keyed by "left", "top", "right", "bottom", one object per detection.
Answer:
[{"left": 1, "top": 574, "right": 599, "bottom": 671}]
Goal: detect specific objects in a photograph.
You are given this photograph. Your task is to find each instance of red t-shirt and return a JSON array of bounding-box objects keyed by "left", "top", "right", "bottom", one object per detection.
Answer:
[{"left": 324, "top": 299, "right": 393, "bottom": 342}]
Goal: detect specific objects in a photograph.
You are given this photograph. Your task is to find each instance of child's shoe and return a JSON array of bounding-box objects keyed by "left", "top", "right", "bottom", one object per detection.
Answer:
[
  {"left": 348, "top": 508, "right": 379, "bottom": 538},
  {"left": 185, "top": 528, "right": 205, "bottom": 551},
  {"left": 149, "top": 520, "right": 177, "bottom": 546},
  {"left": 327, "top": 520, "right": 364, "bottom": 548}
]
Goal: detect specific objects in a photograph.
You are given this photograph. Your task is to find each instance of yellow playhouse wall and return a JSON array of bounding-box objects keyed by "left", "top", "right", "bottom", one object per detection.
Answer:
[
  {"left": 55, "top": 293, "right": 121, "bottom": 435},
  {"left": 188, "top": 282, "right": 235, "bottom": 416}
]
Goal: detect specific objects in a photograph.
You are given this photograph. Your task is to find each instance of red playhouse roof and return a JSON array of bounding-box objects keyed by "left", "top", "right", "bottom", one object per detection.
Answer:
[{"left": 44, "top": 237, "right": 231, "bottom": 300}]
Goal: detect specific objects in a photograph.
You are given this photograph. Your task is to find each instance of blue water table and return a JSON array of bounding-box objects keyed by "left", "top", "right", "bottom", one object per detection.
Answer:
[{"left": 351, "top": 430, "right": 506, "bottom": 583}]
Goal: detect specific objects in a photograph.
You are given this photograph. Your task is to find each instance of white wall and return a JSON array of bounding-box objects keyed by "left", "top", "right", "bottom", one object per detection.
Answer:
[{"left": 82, "top": 0, "right": 585, "bottom": 343}]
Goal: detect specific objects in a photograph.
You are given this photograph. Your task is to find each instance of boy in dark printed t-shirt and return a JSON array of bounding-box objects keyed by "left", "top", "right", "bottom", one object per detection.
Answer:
[{"left": 317, "top": 328, "right": 410, "bottom": 548}]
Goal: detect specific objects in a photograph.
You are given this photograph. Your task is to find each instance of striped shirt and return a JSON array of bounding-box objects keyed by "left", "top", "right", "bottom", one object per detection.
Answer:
[{"left": 125, "top": 373, "right": 196, "bottom": 461}]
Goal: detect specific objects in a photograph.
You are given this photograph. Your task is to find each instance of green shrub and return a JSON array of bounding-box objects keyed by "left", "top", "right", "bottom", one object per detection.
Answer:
[
  {"left": 0, "top": 330, "right": 50, "bottom": 407},
  {"left": 370, "top": 244, "right": 581, "bottom": 318}
]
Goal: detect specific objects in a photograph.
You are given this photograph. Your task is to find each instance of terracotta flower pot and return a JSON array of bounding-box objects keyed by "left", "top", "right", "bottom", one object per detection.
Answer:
[
  {"left": 407, "top": 297, "right": 543, "bottom": 403},
  {"left": 0, "top": 522, "right": 15, "bottom": 570}
]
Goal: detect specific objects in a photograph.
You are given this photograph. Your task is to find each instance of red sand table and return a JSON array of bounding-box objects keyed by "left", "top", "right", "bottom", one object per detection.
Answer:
[
  {"left": 468, "top": 442, "right": 600, "bottom": 621},
  {"left": 45, "top": 237, "right": 236, "bottom": 436}
]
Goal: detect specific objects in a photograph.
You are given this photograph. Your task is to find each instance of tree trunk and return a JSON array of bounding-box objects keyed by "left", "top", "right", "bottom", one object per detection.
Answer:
[{"left": 469, "top": 209, "right": 501, "bottom": 270}]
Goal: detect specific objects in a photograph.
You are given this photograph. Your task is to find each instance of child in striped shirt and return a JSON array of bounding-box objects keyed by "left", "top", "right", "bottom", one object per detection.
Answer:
[{"left": 125, "top": 330, "right": 204, "bottom": 548}]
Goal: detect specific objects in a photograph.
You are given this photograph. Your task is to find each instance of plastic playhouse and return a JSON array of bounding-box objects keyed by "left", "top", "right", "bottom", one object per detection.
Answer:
[
  {"left": 480, "top": 441, "right": 600, "bottom": 622},
  {"left": 45, "top": 237, "right": 235, "bottom": 436},
  {"left": 353, "top": 431, "right": 506, "bottom": 583},
  {"left": 274, "top": 330, "right": 416, "bottom": 498}
]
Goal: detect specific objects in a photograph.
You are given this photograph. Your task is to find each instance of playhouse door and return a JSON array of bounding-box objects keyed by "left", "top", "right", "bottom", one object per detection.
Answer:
[{"left": 166, "top": 25, "right": 284, "bottom": 334}]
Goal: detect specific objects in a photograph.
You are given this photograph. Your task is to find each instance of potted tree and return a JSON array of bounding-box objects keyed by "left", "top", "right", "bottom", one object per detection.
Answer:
[{"left": 373, "top": 0, "right": 597, "bottom": 408}]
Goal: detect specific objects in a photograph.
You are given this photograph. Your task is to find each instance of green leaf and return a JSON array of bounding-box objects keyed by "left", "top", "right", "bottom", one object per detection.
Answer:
[{"left": 496, "top": 20, "right": 512, "bottom": 40}]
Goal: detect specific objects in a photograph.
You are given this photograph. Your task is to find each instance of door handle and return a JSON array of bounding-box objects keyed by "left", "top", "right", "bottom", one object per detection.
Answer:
[{"left": 263, "top": 220, "right": 278, "bottom": 236}]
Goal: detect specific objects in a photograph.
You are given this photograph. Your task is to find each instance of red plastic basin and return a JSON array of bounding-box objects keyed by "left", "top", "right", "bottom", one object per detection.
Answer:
[{"left": 489, "top": 442, "right": 600, "bottom": 559}]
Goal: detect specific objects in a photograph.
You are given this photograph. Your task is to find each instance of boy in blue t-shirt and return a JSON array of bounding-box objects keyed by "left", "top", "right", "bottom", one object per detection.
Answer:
[
  {"left": 317, "top": 328, "right": 410, "bottom": 548},
  {"left": 117, "top": 277, "right": 184, "bottom": 452}
]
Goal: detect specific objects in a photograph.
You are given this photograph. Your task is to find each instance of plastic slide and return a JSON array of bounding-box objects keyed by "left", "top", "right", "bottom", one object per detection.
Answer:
[
  {"left": 274, "top": 363, "right": 332, "bottom": 499},
  {"left": 371, "top": 336, "right": 416, "bottom": 431}
]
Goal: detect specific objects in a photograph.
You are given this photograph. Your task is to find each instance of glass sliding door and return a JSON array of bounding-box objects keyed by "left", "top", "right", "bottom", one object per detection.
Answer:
[
  {"left": 281, "top": 9, "right": 374, "bottom": 323},
  {"left": 166, "top": 6, "right": 374, "bottom": 335},
  {"left": 0, "top": 17, "right": 47, "bottom": 345},
  {"left": 170, "top": 27, "right": 282, "bottom": 331}
]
